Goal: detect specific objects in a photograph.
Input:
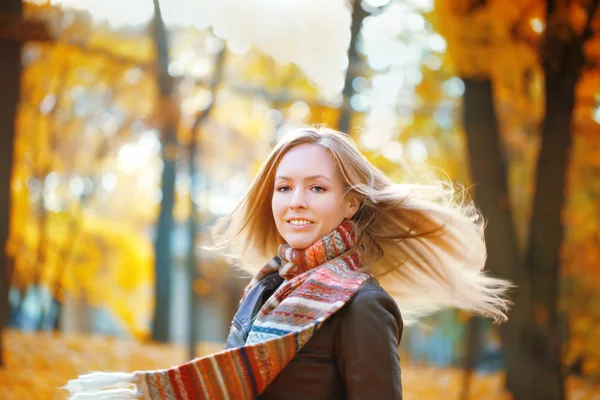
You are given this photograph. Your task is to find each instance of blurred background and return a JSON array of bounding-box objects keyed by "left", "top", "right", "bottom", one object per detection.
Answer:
[{"left": 0, "top": 0, "right": 599, "bottom": 398}]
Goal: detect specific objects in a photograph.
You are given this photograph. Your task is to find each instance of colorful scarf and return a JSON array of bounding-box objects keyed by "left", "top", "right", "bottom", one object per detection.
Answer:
[{"left": 66, "top": 221, "right": 371, "bottom": 399}]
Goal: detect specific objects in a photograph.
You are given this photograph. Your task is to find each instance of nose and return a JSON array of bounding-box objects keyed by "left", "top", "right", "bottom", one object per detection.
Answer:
[{"left": 289, "top": 188, "right": 308, "bottom": 209}]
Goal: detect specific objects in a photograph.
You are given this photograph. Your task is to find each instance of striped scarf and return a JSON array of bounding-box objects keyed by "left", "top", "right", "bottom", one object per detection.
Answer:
[{"left": 66, "top": 221, "right": 371, "bottom": 399}]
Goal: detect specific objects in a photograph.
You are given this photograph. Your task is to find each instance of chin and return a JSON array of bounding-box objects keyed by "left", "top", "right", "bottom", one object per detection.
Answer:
[{"left": 284, "top": 235, "right": 316, "bottom": 250}]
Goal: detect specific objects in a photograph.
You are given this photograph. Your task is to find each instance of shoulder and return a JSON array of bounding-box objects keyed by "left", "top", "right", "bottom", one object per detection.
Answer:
[
  {"left": 334, "top": 278, "right": 404, "bottom": 346},
  {"left": 351, "top": 278, "right": 399, "bottom": 308},
  {"left": 346, "top": 278, "right": 403, "bottom": 330}
]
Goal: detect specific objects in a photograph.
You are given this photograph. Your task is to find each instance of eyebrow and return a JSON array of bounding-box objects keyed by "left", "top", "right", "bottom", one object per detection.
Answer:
[{"left": 275, "top": 175, "right": 332, "bottom": 183}]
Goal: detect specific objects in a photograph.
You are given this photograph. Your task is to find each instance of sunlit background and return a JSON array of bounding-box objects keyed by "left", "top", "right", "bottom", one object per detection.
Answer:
[{"left": 1, "top": 0, "right": 600, "bottom": 398}]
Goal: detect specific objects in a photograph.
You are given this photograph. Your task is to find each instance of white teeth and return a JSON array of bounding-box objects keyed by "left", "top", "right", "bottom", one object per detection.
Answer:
[{"left": 289, "top": 220, "right": 312, "bottom": 225}]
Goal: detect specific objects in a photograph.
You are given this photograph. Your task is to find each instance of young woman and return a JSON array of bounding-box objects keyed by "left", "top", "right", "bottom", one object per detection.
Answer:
[{"left": 67, "top": 126, "right": 511, "bottom": 400}]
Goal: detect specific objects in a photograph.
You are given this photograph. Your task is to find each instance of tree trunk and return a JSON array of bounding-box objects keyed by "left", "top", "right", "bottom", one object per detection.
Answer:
[
  {"left": 460, "top": 315, "right": 484, "bottom": 400},
  {"left": 462, "top": 78, "right": 526, "bottom": 395},
  {"left": 523, "top": 69, "right": 577, "bottom": 400},
  {"left": 520, "top": 3, "right": 588, "bottom": 395},
  {"left": 337, "top": 0, "right": 367, "bottom": 134},
  {"left": 186, "top": 44, "right": 226, "bottom": 360},
  {"left": 186, "top": 116, "right": 200, "bottom": 360},
  {"left": 0, "top": 0, "right": 22, "bottom": 368},
  {"left": 151, "top": 0, "right": 178, "bottom": 342}
]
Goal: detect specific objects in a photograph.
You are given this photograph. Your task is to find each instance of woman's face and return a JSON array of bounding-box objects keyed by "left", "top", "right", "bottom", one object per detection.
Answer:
[{"left": 272, "top": 143, "right": 359, "bottom": 249}]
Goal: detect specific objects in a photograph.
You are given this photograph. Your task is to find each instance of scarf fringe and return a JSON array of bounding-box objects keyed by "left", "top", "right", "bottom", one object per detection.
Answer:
[
  {"left": 68, "top": 388, "right": 140, "bottom": 400},
  {"left": 65, "top": 372, "right": 140, "bottom": 399}
]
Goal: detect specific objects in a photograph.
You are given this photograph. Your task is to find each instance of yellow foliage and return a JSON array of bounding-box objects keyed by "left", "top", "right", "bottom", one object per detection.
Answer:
[
  {"left": 7, "top": 13, "right": 163, "bottom": 338},
  {"left": 8, "top": 210, "right": 154, "bottom": 338}
]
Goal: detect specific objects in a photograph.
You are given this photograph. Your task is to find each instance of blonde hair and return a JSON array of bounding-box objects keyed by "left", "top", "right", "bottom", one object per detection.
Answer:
[{"left": 212, "top": 126, "right": 512, "bottom": 324}]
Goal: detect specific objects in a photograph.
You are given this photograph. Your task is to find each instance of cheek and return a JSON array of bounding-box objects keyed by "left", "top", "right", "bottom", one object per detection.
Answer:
[
  {"left": 271, "top": 196, "right": 285, "bottom": 218},
  {"left": 312, "top": 194, "right": 346, "bottom": 218}
]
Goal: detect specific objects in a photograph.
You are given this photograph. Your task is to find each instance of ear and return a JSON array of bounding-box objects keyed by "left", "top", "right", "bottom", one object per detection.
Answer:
[{"left": 345, "top": 194, "right": 361, "bottom": 219}]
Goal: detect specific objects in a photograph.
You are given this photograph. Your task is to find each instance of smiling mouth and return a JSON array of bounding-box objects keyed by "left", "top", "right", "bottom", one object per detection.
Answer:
[{"left": 287, "top": 219, "right": 314, "bottom": 226}]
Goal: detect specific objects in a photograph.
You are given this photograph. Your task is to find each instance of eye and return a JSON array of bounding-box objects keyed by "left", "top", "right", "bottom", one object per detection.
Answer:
[
  {"left": 276, "top": 185, "right": 291, "bottom": 192},
  {"left": 311, "top": 186, "right": 326, "bottom": 193}
]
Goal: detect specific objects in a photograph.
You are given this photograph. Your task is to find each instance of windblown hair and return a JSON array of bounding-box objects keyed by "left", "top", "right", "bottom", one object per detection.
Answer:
[{"left": 212, "top": 126, "right": 512, "bottom": 324}]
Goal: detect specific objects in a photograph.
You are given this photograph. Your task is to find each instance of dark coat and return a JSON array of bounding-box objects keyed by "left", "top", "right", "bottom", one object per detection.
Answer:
[{"left": 226, "top": 273, "right": 403, "bottom": 400}]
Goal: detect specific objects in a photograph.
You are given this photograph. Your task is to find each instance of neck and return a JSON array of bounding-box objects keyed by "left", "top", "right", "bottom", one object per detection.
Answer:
[{"left": 277, "top": 221, "right": 359, "bottom": 280}]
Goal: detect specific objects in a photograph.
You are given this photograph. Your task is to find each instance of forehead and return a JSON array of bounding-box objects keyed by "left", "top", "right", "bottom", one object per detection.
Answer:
[{"left": 275, "top": 143, "right": 337, "bottom": 177}]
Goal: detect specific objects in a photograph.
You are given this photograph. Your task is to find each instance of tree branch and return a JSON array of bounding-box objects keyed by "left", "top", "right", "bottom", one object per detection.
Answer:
[
  {"left": 0, "top": 12, "right": 52, "bottom": 42},
  {"left": 581, "top": 0, "right": 600, "bottom": 43},
  {"left": 547, "top": 0, "right": 557, "bottom": 15},
  {"left": 467, "top": 0, "right": 487, "bottom": 13},
  {"left": 64, "top": 40, "right": 154, "bottom": 70},
  {"left": 191, "top": 46, "right": 226, "bottom": 133}
]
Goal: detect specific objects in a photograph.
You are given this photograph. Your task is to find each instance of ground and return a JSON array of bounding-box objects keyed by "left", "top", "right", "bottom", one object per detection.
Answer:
[{"left": 0, "top": 329, "right": 599, "bottom": 399}]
